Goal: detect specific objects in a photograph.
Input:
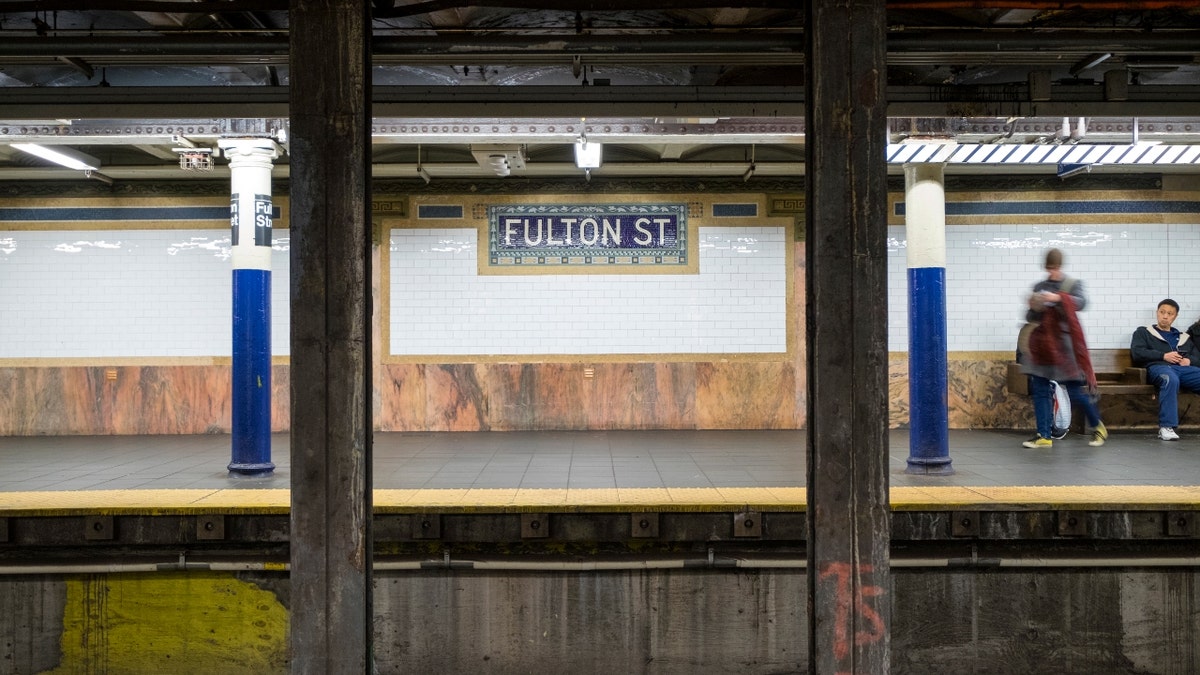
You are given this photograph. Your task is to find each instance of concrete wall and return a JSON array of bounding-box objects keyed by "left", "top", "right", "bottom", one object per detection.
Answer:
[{"left": 2, "top": 567, "right": 1196, "bottom": 674}]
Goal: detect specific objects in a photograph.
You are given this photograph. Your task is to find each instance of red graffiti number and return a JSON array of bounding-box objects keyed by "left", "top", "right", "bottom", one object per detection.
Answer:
[{"left": 818, "top": 562, "right": 886, "bottom": 663}]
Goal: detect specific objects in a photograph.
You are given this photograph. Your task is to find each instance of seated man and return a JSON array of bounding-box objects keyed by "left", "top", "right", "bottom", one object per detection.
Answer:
[{"left": 1130, "top": 298, "right": 1200, "bottom": 440}]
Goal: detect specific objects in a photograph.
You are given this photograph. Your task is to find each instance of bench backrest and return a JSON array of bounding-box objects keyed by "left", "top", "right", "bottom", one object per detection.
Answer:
[
  {"left": 1089, "top": 348, "right": 1133, "bottom": 374},
  {"left": 1007, "top": 347, "right": 1148, "bottom": 395}
]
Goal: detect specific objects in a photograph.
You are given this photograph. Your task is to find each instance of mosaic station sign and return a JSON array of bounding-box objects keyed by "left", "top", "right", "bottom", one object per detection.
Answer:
[{"left": 487, "top": 203, "right": 688, "bottom": 268}]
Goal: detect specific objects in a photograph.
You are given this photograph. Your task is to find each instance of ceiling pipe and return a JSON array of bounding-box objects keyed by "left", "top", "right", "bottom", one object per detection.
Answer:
[
  {"left": 7, "top": 159, "right": 1196, "bottom": 181},
  {"left": 6, "top": 0, "right": 1192, "bottom": 13},
  {"left": 886, "top": 30, "right": 1200, "bottom": 53},
  {"left": 888, "top": 0, "right": 1199, "bottom": 8},
  {"left": 3, "top": 31, "right": 1199, "bottom": 64},
  {"left": 0, "top": 161, "right": 810, "bottom": 180},
  {"left": 0, "top": 0, "right": 284, "bottom": 11},
  {"left": 7, "top": 553, "right": 1200, "bottom": 576},
  {"left": 373, "top": 0, "right": 801, "bottom": 18}
]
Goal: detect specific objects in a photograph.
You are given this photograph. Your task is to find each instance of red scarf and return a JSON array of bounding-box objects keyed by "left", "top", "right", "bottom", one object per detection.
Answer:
[{"left": 1029, "top": 293, "right": 1097, "bottom": 390}]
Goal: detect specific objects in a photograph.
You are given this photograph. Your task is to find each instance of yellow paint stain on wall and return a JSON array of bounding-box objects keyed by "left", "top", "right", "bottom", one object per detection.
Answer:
[{"left": 46, "top": 572, "right": 288, "bottom": 675}]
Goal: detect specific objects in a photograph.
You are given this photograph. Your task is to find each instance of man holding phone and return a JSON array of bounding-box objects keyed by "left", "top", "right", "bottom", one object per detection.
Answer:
[
  {"left": 1019, "top": 248, "right": 1107, "bottom": 449},
  {"left": 1131, "top": 298, "right": 1200, "bottom": 440}
]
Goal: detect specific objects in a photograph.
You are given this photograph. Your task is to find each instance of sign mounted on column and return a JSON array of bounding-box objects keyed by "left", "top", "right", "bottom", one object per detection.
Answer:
[{"left": 229, "top": 193, "right": 274, "bottom": 247}]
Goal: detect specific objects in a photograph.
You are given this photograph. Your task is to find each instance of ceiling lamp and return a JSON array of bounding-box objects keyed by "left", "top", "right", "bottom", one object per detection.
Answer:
[
  {"left": 11, "top": 143, "right": 101, "bottom": 171},
  {"left": 470, "top": 144, "right": 525, "bottom": 177},
  {"left": 574, "top": 137, "right": 602, "bottom": 169},
  {"left": 416, "top": 144, "right": 432, "bottom": 183},
  {"left": 487, "top": 154, "right": 511, "bottom": 177}
]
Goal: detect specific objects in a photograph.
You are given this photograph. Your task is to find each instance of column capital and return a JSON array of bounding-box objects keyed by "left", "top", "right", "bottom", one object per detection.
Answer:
[
  {"left": 903, "top": 161, "right": 946, "bottom": 181},
  {"left": 219, "top": 137, "right": 283, "bottom": 163}
]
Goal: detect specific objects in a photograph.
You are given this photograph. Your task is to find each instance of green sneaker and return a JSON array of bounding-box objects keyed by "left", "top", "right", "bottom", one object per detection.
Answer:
[
  {"left": 1088, "top": 423, "right": 1108, "bottom": 447},
  {"left": 1022, "top": 436, "right": 1053, "bottom": 449}
]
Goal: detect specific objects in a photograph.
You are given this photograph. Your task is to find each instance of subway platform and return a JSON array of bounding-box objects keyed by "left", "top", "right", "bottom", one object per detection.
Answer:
[
  {"left": 1, "top": 428, "right": 1198, "bottom": 514},
  {"left": 0, "top": 427, "right": 1197, "bottom": 562}
]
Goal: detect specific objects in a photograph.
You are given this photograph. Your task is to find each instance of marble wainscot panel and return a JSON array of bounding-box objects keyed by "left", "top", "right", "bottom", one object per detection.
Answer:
[
  {"left": 558, "top": 362, "right": 695, "bottom": 430},
  {"left": 376, "top": 360, "right": 795, "bottom": 431},
  {"left": 482, "top": 362, "right": 698, "bottom": 431},
  {"left": 424, "top": 363, "right": 490, "bottom": 431},
  {"left": 948, "top": 357, "right": 1031, "bottom": 429},
  {"left": 376, "top": 363, "right": 428, "bottom": 432},
  {"left": 888, "top": 355, "right": 1030, "bottom": 430},
  {"left": 0, "top": 365, "right": 289, "bottom": 436},
  {"left": 695, "top": 361, "right": 798, "bottom": 429}
]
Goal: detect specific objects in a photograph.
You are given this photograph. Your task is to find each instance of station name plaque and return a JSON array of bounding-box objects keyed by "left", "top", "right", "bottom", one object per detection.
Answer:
[{"left": 487, "top": 203, "right": 688, "bottom": 269}]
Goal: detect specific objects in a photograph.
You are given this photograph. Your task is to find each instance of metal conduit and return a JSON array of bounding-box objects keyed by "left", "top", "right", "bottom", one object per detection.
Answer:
[
  {"left": 3, "top": 0, "right": 1194, "bottom": 14},
  {"left": 1, "top": 31, "right": 1197, "bottom": 62},
  {"left": 4, "top": 556, "right": 1200, "bottom": 575},
  {"left": 0, "top": 35, "right": 800, "bottom": 60}
]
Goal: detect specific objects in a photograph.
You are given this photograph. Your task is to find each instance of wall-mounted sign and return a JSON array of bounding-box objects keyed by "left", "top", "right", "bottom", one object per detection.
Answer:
[
  {"left": 487, "top": 203, "right": 688, "bottom": 268},
  {"left": 230, "top": 193, "right": 273, "bottom": 246}
]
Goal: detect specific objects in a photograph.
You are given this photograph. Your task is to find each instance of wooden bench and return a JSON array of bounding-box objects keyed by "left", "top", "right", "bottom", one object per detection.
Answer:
[
  {"left": 1006, "top": 348, "right": 1200, "bottom": 429},
  {"left": 1006, "top": 348, "right": 1149, "bottom": 397}
]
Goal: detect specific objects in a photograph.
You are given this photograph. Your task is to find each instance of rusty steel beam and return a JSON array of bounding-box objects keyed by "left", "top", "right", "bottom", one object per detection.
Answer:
[
  {"left": 288, "top": 0, "right": 374, "bottom": 670},
  {"left": 805, "top": 0, "right": 892, "bottom": 673}
]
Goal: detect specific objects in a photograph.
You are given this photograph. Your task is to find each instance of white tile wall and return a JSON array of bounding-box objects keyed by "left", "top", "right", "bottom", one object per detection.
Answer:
[
  {"left": 10, "top": 220, "right": 1193, "bottom": 359},
  {"left": 0, "top": 229, "right": 290, "bottom": 358},
  {"left": 389, "top": 227, "right": 788, "bottom": 355},
  {"left": 888, "top": 222, "right": 1200, "bottom": 352}
]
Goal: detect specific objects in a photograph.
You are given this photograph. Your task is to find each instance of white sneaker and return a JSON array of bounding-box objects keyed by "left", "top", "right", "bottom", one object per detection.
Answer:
[{"left": 1159, "top": 426, "right": 1180, "bottom": 441}]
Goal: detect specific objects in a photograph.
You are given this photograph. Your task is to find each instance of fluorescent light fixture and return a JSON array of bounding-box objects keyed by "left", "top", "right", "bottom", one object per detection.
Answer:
[
  {"left": 11, "top": 143, "right": 101, "bottom": 171},
  {"left": 416, "top": 143, "right": 431, "bottom": 183},
  {"left": 1056, "top": 162, "right": 1093, "bottom": 179},
  {"left": 743, "top": 144, "right": 756, "bottom": 181},
  {"left": 1070, "top": 52, "right": 1111, "bottom": 75},
  {"left": 574, "top": 139, "right": 602, "bottom": 169},
  {"left": 86, "top": 170, "right": 114, "bottom": 185}
]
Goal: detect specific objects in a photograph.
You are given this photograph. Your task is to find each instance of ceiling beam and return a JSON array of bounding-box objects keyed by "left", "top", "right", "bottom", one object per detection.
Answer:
[
  {"left": 7, "top": 84, "right": 1200, "bottom": 119},
  {"left": 3, "top": 30, "right": 1198, "bottom": 66}
]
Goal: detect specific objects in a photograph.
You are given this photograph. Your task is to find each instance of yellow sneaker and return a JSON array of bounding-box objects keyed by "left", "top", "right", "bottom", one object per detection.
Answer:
[
  {"left": 1022, "top": 436, "right": 1053, "bottom": 448},
  {"left": 1089, "top": 423, "right": 1108, "bottom": 447}
]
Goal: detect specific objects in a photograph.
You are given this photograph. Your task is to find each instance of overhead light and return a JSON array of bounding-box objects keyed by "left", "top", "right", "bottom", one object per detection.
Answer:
[
  {"left": 470, "top": 144, "right": 524, "bottom": 177},
  {"left": 1057, "top": 162, "right": 1093, "bottom": 179},
  {"left": 85, "top": 170, "right": 114, "bottom": 185},
  {"left": 11, "top": 143, "right": 101, "bottom": 171},
  {"left": 487, "top": 154, "right": 511, "bottom": 176},
  {"left": 416, "top": 143, "right": 431, "bottom": 183},
  {"left": 574, "top": 138, "right": 602, "bottom": 169},
  {"left": 1069, "top": 52, "right": 1111, "bottom": 76},
  {"left": 742, "top": 143, "right": 756, "bottom": 181}
]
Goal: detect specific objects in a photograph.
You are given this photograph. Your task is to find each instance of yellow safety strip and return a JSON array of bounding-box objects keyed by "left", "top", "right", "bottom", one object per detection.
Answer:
[{"left": 1, "top": 485, "right": 1199, "bottom": 516}]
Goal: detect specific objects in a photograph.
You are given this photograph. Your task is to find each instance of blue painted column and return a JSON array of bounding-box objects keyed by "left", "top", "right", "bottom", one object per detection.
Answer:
[
  {"left": 904, "top": 162, "right": 954, "bottom": 475},
  {"left": 220, "top": 138, "right": 280, "bottom": 476}
]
